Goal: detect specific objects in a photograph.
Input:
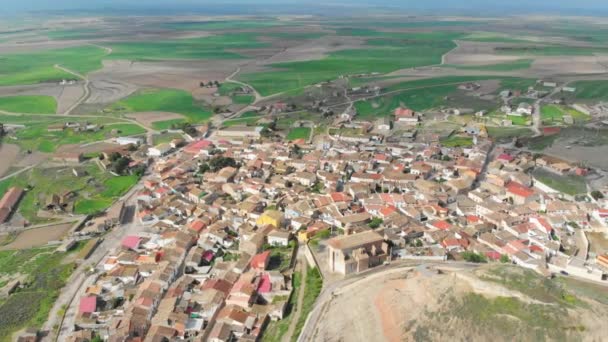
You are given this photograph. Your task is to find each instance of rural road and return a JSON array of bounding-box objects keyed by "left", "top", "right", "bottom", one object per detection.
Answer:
[
  {"left": 54, "top": 64, "right": 90, "bottom": 116},
  {"left": 42, "top": 181, "right": 145, "bottom": 342}
]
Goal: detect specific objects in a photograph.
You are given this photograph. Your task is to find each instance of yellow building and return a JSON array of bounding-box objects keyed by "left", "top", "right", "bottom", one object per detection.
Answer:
[{"left": 256, "top": 210, "right": 284, "bottom": 228}]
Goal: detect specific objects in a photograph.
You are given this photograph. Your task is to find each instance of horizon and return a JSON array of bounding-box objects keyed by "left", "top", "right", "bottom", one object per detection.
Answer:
[{"left": 5, "top": 0, "right": 608, "bottom": 16}]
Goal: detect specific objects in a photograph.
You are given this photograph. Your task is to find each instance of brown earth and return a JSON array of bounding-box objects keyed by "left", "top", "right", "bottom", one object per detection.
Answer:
[
  {"left": 0, "top": 223, "right": 73, "bottom": 250},
  {"left": 0, "top": 143, "right": 20, "bottom": 177}
]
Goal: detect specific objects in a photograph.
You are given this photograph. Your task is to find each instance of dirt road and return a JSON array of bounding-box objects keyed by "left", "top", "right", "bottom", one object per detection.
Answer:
[{"left": 282, "top": 252, "right": 308, "bottom": 342}]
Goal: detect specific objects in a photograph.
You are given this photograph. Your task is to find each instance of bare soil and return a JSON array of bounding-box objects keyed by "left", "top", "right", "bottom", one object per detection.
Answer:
[
  {"left": 0, "top": 144, "right": 20, "bottom": 177},
  {"left": 0, "top": 223, "right": 73, "bottom": 250}
]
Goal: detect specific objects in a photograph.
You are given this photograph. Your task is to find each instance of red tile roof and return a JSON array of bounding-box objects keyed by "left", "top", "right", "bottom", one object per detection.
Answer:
[
  {"left": 394, "top": 107, "right": 415, "bottom": 117},
  {"left": 250, "top": 250, "right": 271, "bottom": 270},
  {"left": 506, "top": 182, "right": 535, "bottom": 198},
  {"left": 79, "top": 296, "right": 97, "bottom": 314},
  {"left": 122, "top": 236, "right": 142, "bottom": 250}
]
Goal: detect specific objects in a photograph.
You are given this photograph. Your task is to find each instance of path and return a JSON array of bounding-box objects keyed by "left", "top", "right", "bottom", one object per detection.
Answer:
[
  {"left": 0, "top": 163, "right": 38, "bottom": 182},
  {"left": 282, "top": 253, "right": 308, "bottom": 342},
  {"left": 225, "top": 67, "right": 262, "bottom": 103},
  {"left": 54, "top": 64, "right": 90, "bottom": 116}
]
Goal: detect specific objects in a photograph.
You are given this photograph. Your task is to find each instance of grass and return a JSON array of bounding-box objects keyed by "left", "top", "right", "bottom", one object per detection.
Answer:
[
  {"left": 569, "top": 81, "right": 608, "bottom": 100},
  {"left": 486, "top": 127, "right": 533, "bottom": 140},
  {"left": 261, "top": 271, "right": 301, "bottom": 342},
  {"left": 446, "top": 59, "right": 533, "bottom": 71},
  {"left": 496, "top": 45, "right": 608, "bottom": 56},
  {"left": 441, "top": 135, "right": 473, "bottom": 147},
  {"left": 292, "top": 267, "right": 322, "bottom": 341},
  {"left": 0, "top": 163, "right": 137, "bottom": 222},
  {"left": 532, "top": 169, "right": 587, "bottom": 196},
  {"left": 46, "top": 28, "right": 103, "bottom": 40},
  {"left": 0, "top": 45, "right": 106, "bottom": 86},
  {"left": 0, "top": 96, "right": 57, "bottom": 114},
  {"left": 107, "top": 33, "right": 267, "bottom": 61},
  {"left": 13, "top": 120, "right": 145, "bottom": 153},
  {"left": 240, "top": 32, "right": 459, "bottom": 96},
  {"left": 286, "top": 127, "right": 311, "bottom": 141},
  {"left": 498, "top": 78, "right": 537, "bottom": 93},
  {"left": 541, "top": 105, "right": 565, "bottom": 124},
  {"left": 110, "top": 89, "right": 212, "bottom": 126},
  {"left": 152, "top": 133, "right": 183, "bottom": 145},
  {"left": 506, "top": 115, "right": 531, "bottom": 126},
  {"left": 0, "top": 245, "right": 80, "bottom": 340},
  {"left": 218, "top": 83, "right": 255, "bottom": 104}
]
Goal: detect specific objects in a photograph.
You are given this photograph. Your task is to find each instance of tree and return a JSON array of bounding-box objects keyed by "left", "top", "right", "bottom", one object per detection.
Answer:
[
  {"left": 462, "top": 251, "right": 487, "bottom": 263},
  {"left": 500, "top": 254, "right": 510, "bottom": 263},
  {"left": 111, "top": 156, "right": 131, "bottom": 175},
  {"left": 415, "top": 239, "right": 423, "bottom": 247},
  {"left": 368, "top": 218, "right": 383, "bottom": 229},
  {"left": 591, "top": 190, "right": 604, "bottom": 200},
  {"left": 208, "top": 156, "right": 238, "bottom": 172}
]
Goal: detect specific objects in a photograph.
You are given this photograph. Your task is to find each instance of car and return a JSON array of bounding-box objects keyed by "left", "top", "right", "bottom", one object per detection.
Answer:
[{"left": 560, "top": 270, "right": 569, "bottom": 276}]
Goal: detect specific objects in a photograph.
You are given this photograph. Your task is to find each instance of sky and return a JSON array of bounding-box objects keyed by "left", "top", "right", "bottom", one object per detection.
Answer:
[{"left": 5, "top": 0, "right": 608, "bottom": 15}]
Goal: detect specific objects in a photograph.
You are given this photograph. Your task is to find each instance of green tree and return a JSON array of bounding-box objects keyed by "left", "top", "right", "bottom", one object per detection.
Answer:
[
  {"left": 369, "top": 218, "right": 383, "bottom": 229},
  {"left": 462, "top": 251, "right": 487, "bottom": 263},
  {"left": 500, "top": 254, "right": 510, "bottom": 263},
  {"left": 591, "top": 190, "right": 604, "bottom": 200}
]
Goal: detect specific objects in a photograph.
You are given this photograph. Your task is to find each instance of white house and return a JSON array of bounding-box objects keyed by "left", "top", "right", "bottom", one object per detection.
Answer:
[
  {"left": 267, "top": 230, "right": 291, "bottom": 247},
  {"left": 148, "top": 143, "right": 172, "bottom": 157},
  {"left": 116, "top": 136, "right": 143, "bottom": 146}
]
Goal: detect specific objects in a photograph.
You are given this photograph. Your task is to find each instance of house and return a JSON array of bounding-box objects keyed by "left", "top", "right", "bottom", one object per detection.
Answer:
[
  {"left": 147, "top": 143, "right": 172, "bottom": 157},
  {"left": 505, "top": 182, "right": 538, "bottom": 205},
  {"left": 79, "top": 296, "right": 97, "bottom": 315},
  {"left": 122, "top": 236, "right": 142, "bottom": 250},
  {"left": 256, "top": 210, "right": 283, "bottom": 228},
  {"left": 327, "top": 230, "right": 389, "bottom": 275},
  {"left": 116, "top": 137, "right": 143, "bottom": 146},
  {"left": 267, "top": 230, "right": 291, "bottom": 246},
  {"left": 0, "top": 187, "right": 24, "bottom": 223},
  {"left": 394, "top": 107, "right": 419, "bottom": 125},
  {"left": 516, "top": 102, "right": 533, "bottom": 116},
  {"left": 216, "top": 126, "right": 263, "bottom": 139},
  {"left": 250, "top": 250, "right": 271, "bottom": 271}
]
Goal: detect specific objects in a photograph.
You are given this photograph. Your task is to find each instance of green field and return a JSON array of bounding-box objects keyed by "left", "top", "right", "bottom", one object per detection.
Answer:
[
  {"left": 532, "top": 169, "right": 587, "bottom": 196},
  {"left": 0, "top": 45, "right": 106, "bottom": 86},
  {"left": 14, "top": 120, "right": 145, "bottom": 153},
  {"left": 541, "top": 105, "right": 590, "bottom": 124},
  {"left": 487, "top": 127, "right": 534, "bottom": 140},
  {"left": 507, "top": 115, "right": 531, "bottom": 126},
  {"left": 286, "top": 127, "right": 311, "bottom": 141},
  {"left": 219, "top": 83, "right": 255, "bottom": 105},
  {"left": 0, "top": 96, "right": 57, "bottom": 114},
  {"left": 46, "top": 28, "right": 103, "bottom": 40},
  {"left": 107, "top": 33, "right": 267, "bottom": 61},
  {"left": 569, "top": 81, "right": 608, "bottom": 100},
  {"left": 441, "top": 135, "right": 474, "bottom": 147},
  {"left": 0, "top": 164, "right": 139, "bottom": 222},
  {"left": 110, "top": 89, "right": 212, "bottom": 128},
  {"left": 461, "top": 32, "right": 538, "bottom": 43},
  {"left": 240, "top": 32, "right": 459, "bottom": 96},
  {"left": 0, "top": 245, "right": 82, "bottom": 340},
  {"left": 222, "top": 111, "right": 261, "bottom": 127}
]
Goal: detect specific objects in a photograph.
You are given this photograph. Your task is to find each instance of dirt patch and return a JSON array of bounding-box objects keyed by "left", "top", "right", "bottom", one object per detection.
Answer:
[
  {"left": 14, "top": 150, "right": 48, "bottom": 168},
  {"left": 86, "top": 78, "right": 138, "bottom": 104},
  {"left": 55, "top": 142, "right": 119, "bottom": 155},
  {"left": 0, "top": 144, "right": 20, "bottom": 177},
  {"left": 126, "top": 112, "right": 185, "bottom": 128},
  {"left": 56, "top": 83, "right": 85, "bottom": 114},
  {"left": 586, "top": 232, "right": 608, "bottom": 255},
  {"left": 261, "top": 35, "right": 365, "bottom": 64},
  {"left": 0, "top": 223, "right": 73, "bottom": 250}
]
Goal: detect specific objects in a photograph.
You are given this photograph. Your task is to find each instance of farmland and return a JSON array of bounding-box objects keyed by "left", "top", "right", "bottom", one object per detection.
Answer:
[
  {"left": 0, "top": 46, "right": 106, "bottom": 86},
  {"left": 12, "top": 120, "right": 145, "bottom": 153},
  {"left": 0, "top": 163, "right": 138, "bottom": 222},
  {"left": 286, "top": 127, "right": 311, "bottom": 141},
  {"left": 532, "top": 169, "right": 587, "bottom": 196},
  {"left": 0, "top": 244, "right": 82, "bottom": 340},
  {"left": 107, "top": 33, "right": 267, "bottom": 61},
  {"left": 240, "top": 32, "right": 458, "bottom": 96},
  {"left": 569, "top": 81, "right": 608, "bottom": 100},
  {"left": 110, "top": 89, "right": 212, "bottom": 128},
  {"left": 0, "top": 95, "right": 57, "bottom": 114}
]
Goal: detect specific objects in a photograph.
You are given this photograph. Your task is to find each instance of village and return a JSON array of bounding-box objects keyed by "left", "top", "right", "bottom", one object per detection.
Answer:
[{"left": 2, "top": 94, "right": 604, "bottom": 341}]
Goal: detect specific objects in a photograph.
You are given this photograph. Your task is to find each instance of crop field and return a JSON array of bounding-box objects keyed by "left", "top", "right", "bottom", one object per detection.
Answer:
[
  {"left": 0, "top": 164, "right": 138, "bottom": 222},
  {"left": 0, "top": 244, "right": 82, "bottom": 340},
  {"left": 569, "top": 81, "right": 608, "bottom": 100},
  {"left": 356, "top": 85, "right": 456, "bottom": 118},
  {"left": 219, "top": 83, "right": 255, "bottom": 105},
  {"left": 461, "top": 32, "right": 537, "bottom": 43},
  {"left": 0, "top": 95, "right": 57, "bottom": 114},
  {"left": 286, "top": 127, "right": 311, "bottom": 141},
  {"left": 222, "top": 111, "right": 261, "bottom": 127},
  {"left": 440, "top": 135, "right": 474, "bottom": 147},
  {"left": 107, "top": 33, "right": 267, "bottom": 61},
  {"left": 13, "top": 120, "right": 145, "bottom": 153},
  {"left": 486, "top": 127, "right": 533, "bottom": 140},
  {"left": 240, "top": 32, "right": 459, "bottom": 96},
  {"left": 532, "top": 169, "right": 587, "bottom": 196},
  {"left": 110, "top": 89, "right": 212, "bottom": 128},
  {"left": 0, "top": 46, "right": 106, "bottom": 86},
  {"left": 46, "top": 28, "right": 104, "bottom": 40}
]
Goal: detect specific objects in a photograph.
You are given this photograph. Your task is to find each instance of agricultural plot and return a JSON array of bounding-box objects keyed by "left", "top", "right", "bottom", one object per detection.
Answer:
[
  {"left": 0, "top": 95, "right": 57, "bottom": 114},
  {"left": 0, "top": 244, "right": 82, "bottom": 340},
  {"left": 219, "top": 83, "right": 255, "bottom": 105},
  {"left": 286, "top": 127, "right": 311, "bottom": 141},
  {"left": 440, "top": 135, "right": 474, "bottom": 147},
  {"left": 495, "top": 45, "right": 608, "bottom": 56},
  {"left": 532, "top": 169, "right": 587, "bottom": 196},
  {"left": 569, "top": 81, "right": 608, "bottom": 100},
  {"left": 240, "top": 32, "right": 459, "bottom": 96},
  {"left": 486, "top": 127, "right": 533, "bottom": 140},
  {"left": 162, "top": 20, "right": 284, "bottom": 31},
  {"left": 0, "top": 46, "right": 107, "bottom": 86},
  {"left": 110, "top": 89, "right": 212, "bottom": 128},
  {"left": 222, "top": 111, "right": 261, "bottom": 127},
  {"left": 13, "top": 121, "right": 145, "bottom": 153},
  {"left": 0, "top": 164, "right": 138, "bottom": 222},
  {"left": 107, "top": 33, "right": 268, "bottom": 61}
]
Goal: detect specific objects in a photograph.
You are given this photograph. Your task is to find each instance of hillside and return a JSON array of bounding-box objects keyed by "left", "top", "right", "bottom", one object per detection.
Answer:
[{"left": 312, "top": 265, "right": 608, "bottom": 342}]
